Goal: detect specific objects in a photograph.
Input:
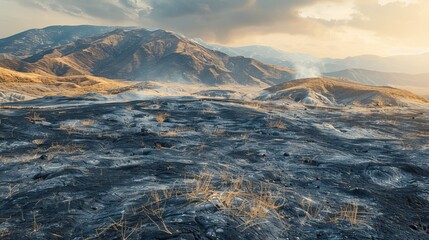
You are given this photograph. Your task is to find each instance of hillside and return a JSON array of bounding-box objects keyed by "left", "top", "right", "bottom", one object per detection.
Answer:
[
  {"left": 325, "top": 68, "right": 429, "bottom": 87},
  {"left": 0, "top": 28, "right": 294, "bottom": 86},
  {"left": 258, "top": 77, "right": 428, "bottom": 107},
  {"left": 0, "top": 67, "right": 129, "bottom": 102},
  {"left": 0, "top": 25, "right": 132, "bottom": 57}
]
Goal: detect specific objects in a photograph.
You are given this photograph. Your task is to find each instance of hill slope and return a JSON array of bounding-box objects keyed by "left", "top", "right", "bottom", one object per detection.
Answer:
[
  {"left": 0, "top": 25, "right": 132, "bottom": 57},
  {"left": 0, "top": 67, "right": 129, "bottom": 102},
  {"left": 257, "top": 78, "right": 428, "bottom": 107},
  {"left": 0, "top": 28, "right": 294, "bottom": 86},
  {"left": 325, "top": 69, "right": 429, "bottom": 97}
]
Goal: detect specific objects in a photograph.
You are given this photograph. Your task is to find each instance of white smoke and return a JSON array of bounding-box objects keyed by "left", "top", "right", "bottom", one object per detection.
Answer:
[{"left": 293, "top": 62, "right": 322, "bottom": 79}]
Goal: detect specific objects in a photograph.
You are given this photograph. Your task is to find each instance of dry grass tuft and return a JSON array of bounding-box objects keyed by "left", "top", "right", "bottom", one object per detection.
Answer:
[
  {"left": 32, "top": 139, "right": 45, "bottom": 146},
  {"left": 330, "top": 203, "right": 367, "bottom": 225},
  {"left": 155, "top": 113, "right": 170, "bottom": 123},
  {"left": 25, "top": 112, "right": 45, "bottom": 122},
  {"left": 95, "top": 211, "right": 141, "bottom": 240},
  {"left": 299, "top": 198, "right": 324, "bottom": 224},
  {"left": 81, "top": 119, "right": 95, "bottom": 126},
  {"left": 57, "top": 124, "right": 77, "bottom": 135},
  {"left": 158, "top": 127, "right": 187, "bottom": 137},
  {"left": 268, "top": 121, "right": 287, "bottom": 129},
  {"left": 243, "top": 102, "right": 264, "bottom": 111},
  {"left": 46, "top": 143, "right": 84, "bottom": 154},
  {"left": 33, "top": 213, "right": 41, "bottom": 232},
  {"left": 6, "top": 184, "right": 18, "bottom": 198},
  {"left": 140, "top": 191, "right": 174, "bottom": 235},
  {"left": 185, "top": 172, "right": 285, "bottom": 229}
]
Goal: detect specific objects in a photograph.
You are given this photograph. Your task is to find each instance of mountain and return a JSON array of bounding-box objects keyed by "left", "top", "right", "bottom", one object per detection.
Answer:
[
  {"left": 257, "top": 77, "right": 428, "bottom": 107},
  {"left": 0, "top": 25, "right": 134, "bottom": 57},
  {"left": 199, "top": 41, "right": 429, "bottom": 77},
  {"left": 196, "top": 42, "right": 320, "bottom": 69},
  {"left": 0, "top": 67, "right": 129, "bottom": 102},
  {"left": 325, "top": 69, "right": 429, "bottom": 87},
  {"left": 323, "top": 53, "right": 429, "bottom": 74},
  {"left": 0, "top": 28, "right": 294, "bottom": 86}
]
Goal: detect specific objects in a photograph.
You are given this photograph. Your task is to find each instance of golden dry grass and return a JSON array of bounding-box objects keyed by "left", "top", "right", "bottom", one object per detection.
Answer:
[
  {"left": 140, "top": 191, "right": 174, "bottom": 235},
  {"left": 268, "top": 121, "right": 287, "bottom": 129},
  {"left": 46, "top": 143, "right": 84, "bottom": 154},
  {"left": 25, "top": 112, "right": 46, "bottom": 122},
  {"left": 243, "top": 102, "right": 264, "bottom": 111},
  {"left": 95, "top": 211, "right": 141, "bottom": 240},
  {"left": 155, "top": 113, "right": 170, "bottom": 123},
  {"left": 32, "top": 139, "right": 46, "bottom": 146},
  {"left": 185, "top": 172, "right": 286, "bottom": 228},
  {"left": 81, "top": 119, "right": 95, "bottom": 126},
  {"left": 266, "top": 77, "right": 429, "bottom": 104},
  {"left": 158, "top": 127, "right": 188, "bottom": 137},
  {"left": 330, "top": 203, "right": 368, "bottom": 225},
  {"left": 0, "top": 67, "right": 130, "bottom": 99},
  {"left": 33, "top": 213, "right": 41, "bottom": 232},
  {"left": 299, "top": 198, "right": 324, "bottom": 225}
]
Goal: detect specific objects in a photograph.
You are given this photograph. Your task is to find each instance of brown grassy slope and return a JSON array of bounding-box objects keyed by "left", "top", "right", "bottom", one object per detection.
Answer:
[
  {"left": 0, "top": 67, "right": 130, "bottom": 99},
  {"left": 263, "top": 78, "right": 429, "bottom": 106}
]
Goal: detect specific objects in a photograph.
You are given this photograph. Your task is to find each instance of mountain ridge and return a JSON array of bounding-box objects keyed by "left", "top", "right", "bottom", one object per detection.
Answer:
[
  {"left": 0, "top": 28, "right": 294, "bottom": 86},
  {"left": 0, "top": 25, "right": 136, "bottom": 57}
]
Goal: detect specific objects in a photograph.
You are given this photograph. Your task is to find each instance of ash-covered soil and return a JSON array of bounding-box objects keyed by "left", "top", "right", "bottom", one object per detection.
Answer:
[{"left": 0, "top": 96, "right": 428, "bottom": 240}]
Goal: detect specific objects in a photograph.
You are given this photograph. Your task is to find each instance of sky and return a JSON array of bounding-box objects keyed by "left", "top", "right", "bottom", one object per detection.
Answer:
[{"left": 0, "top": 0, "right": 428, "bottom": 58}]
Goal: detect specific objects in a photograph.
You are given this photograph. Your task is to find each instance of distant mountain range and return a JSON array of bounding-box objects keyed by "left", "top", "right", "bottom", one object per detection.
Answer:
[
  {"left": 195, "top": 41, "right": 319, "bottom": 69},
  {"left": 325, "top": 69, "right": 429, "bottom": 88},
  {"left": 198, "top": 42, "right": 429, "bottom": 75}
]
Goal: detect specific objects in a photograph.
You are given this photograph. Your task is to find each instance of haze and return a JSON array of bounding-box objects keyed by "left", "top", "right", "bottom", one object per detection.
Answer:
[{"left": 1, "top": 0, "right": 428, "bottom": 58}]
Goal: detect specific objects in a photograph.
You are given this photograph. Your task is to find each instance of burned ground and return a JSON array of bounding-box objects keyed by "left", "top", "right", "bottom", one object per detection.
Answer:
[{"left": 0, "top": 97, "right": 428, "bottom": 239}]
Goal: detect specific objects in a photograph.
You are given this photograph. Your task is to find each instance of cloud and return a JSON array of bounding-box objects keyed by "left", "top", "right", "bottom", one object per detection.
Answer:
[
  {"left": 2, "top": 0, "right": 429, "bottom": 57},
  {"left": 12, "top": 0, "right": 137, "bottom": 21},
  {"left": 10, "top": 0, "right": 330, "bottom": 40},
  {"left": 142, "top": 0, "right": 330, "bottom": 41},
  {"left": 378, "top": 0, "right": 418, "bottom": 6},
  {"left": 298, "top": 1, "right": 361, "bottom": 22}
]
